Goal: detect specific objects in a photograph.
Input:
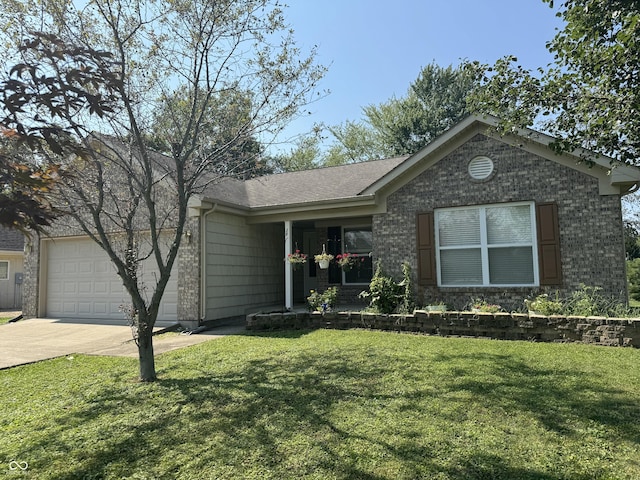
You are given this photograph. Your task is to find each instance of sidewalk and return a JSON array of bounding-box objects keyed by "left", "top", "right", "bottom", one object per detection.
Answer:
[{"left": 0, "top": 318, "right": 246, "bottom": 370}]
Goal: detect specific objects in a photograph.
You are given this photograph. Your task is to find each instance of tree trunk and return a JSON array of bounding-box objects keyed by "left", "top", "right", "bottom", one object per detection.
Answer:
[{"left": 137, "top": 326, "right": 157, "bottom": 382}]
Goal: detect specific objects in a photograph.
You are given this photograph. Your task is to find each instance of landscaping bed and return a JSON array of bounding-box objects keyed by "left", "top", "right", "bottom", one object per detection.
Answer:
[{"left": 247, "top": 309, "right": 640, "bottom": 347}]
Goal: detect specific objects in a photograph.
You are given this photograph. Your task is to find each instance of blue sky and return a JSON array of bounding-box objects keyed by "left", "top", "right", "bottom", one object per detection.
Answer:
[{"left": 275, "top": 0, "right": 563, "bottom": 150}]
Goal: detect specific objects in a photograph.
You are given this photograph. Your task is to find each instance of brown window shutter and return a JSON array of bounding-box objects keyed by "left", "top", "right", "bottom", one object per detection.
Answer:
[
  {"left": 536, "top": 202, "right": 562, "bottom": 286},
  {"left": 417, "top": 212, "right": 437, "bottom": 286}
]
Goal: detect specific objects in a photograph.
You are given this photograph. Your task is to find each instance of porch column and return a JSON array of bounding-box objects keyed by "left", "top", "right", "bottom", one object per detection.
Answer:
[{"left": 284, "top": 220, "right": 293, "bottom": 310}]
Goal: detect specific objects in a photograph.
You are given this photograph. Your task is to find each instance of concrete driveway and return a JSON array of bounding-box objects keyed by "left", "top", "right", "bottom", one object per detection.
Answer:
[{"left": 0, "top": 318, "right": 245, "bottom": 370}]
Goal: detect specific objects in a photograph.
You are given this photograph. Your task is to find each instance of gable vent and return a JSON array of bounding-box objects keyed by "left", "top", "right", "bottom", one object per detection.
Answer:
[{"left": 468, "top": 156, "right": 494, "bottom": 180}]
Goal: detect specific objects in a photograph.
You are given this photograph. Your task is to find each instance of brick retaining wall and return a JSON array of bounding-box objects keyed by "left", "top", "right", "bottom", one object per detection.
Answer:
[{"left": 246, "top": 310, "right": 640, "bottom": 347}]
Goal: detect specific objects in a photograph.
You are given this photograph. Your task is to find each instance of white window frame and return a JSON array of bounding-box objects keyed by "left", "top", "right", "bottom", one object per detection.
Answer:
[
  {"left": 341, "top": 225, "right": 373, "bottom": 285},
  {"left": 434, "top": 202, "right": 539, "bottom": 287},
  {"left": 0, "top": 260, "right": 8, "bottom": 280}
]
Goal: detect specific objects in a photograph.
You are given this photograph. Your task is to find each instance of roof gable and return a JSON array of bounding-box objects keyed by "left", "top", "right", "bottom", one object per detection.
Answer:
[{"left": 362, "top": 115, "right": 640, "bottom": 197}]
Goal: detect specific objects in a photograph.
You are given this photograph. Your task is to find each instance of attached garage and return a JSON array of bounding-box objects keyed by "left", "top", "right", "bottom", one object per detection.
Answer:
[{"left": 42, "top": 237, "right": 178, "bottom": 321}]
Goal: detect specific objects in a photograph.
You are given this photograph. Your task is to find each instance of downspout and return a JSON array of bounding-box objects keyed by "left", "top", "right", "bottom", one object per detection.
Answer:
[{"left": 200, "top": 203, "right": 218, "bottom": 322}]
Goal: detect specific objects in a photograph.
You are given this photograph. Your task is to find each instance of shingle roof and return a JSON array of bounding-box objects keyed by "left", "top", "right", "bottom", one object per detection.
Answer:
[
  {"left": 87, "top": 133, "right": 411, "bottom": 210},
  {"left": 0, "top": 226, "right": 24, "bottom": 251},
  {"left": 203, "top": 156, "right": 409, "bottom": 209}
]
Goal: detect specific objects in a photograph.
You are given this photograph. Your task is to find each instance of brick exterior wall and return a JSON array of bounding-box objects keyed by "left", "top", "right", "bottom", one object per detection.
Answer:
[
  {"left": 373, "top": 134, "right": 626, "bottom": 311},
  {"left": 22, "top": 234, "right": 40, "bottom": 318},
  {"left": 178, "top": 216, "right": 202, "bottom": 324}
]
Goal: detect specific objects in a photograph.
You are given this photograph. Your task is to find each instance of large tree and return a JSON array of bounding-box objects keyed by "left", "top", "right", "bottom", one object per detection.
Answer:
[
  {"left": 325, "top": 63, "right": 479, "bottom": 165},
  {"left": 272, "top": 62, "right": 478, "bottom": 169},
  {"left": 467, "top": 0, "right": 640, "bottom": 164},
  {"left": 0, "top": 0, "right": 324, "bottom": 381},
  {"left": 268, "top": 134, "right": 322, "bottom": 172},
  {"left": 148, "top": 87, "right": 272, "bottom": 179},
  {"left": 323, "top": 120, "right": 391, "bottom": 165},
  {"left": 365, "top": 63, "right": 479, "bottom": 156}
]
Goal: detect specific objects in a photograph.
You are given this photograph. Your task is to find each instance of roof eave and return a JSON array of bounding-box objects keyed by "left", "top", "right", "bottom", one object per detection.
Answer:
[
  {"left": 244, "top": 194, "right": 382, "bottom": 223},
  {"left": 191, "top": 193, "right": 379, "bottom": 219},
  {"left": 490, "top": 122, "right": 640, "bottom": 195},
  {"left": 252, "top": 193, "right": 375, "bottom": 211}
]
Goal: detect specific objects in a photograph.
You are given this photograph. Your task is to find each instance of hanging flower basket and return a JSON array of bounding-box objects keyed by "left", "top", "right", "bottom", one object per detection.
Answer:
[
  {"left": 286, "top": 249, "right": 307, "bottom": 270},
  {"left": 314, "top": 244, "right": 334, "bottom": 269},
  {"left": 335, "top": 252, "right": 360, "bottom": 271}
]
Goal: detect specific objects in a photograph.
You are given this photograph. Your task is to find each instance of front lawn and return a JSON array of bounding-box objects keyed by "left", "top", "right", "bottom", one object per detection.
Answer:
[{"left": 1, "top": 330, "right": 639, "bottom": 479}]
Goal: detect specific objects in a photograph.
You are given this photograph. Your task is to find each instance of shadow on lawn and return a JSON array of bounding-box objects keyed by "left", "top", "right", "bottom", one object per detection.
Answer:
[
  {"left": 18, "top": 336, "right": 640, "bottom": 479},
  {"left": 432, "top": 351, "right": 640, "bottom": 445}
]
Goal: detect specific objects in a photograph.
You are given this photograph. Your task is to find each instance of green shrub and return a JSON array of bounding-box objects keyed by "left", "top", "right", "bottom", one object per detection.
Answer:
[
  {"left": 563, "top": 284, "right": 633, "bottom": 318},
  {"left": 627, "top": 258, "right": 640, "bottom": 302},
  {"left": 528, "top": 285, "right": 634, "bottom": 318},
  {"left": 565, "top": 285, "right": 603, "bottom": 316},
  {"left": 397, "top": 262, "right": 416, "bottom": 314},
  {"left": 307, "top": 287, "right": 338, "bottom": 312},
  {"left": 359, "top": 262, "right": 402, "bottom": 314},
  {"left": 525, "top": 293, "right": 564, "bottom": 315},
  {"left": 469, "top": 298, "right": 502, "bottom": 313}
]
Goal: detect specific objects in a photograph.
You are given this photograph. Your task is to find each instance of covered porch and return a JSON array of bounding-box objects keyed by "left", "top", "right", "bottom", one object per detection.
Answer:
[{"left": 283, "top": 218, "right": 373, "bottom": 310}]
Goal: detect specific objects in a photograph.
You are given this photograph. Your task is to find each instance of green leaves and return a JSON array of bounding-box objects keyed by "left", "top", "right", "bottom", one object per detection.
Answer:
[
  {"left": 0, "top": 0, "right": 327, "bottom": 381},
  {"left": 0, "top": 135, "right": 61, "bottom": 233},
  {"left": 312, "top": 62, "right": 480, "bottom": 167},
  {"left": 362, "top": 62, "right": 479, "bottom": 157},
  {"left": 359, "top": 262, "right": 403, "bottom": 314},
  {"left": 1, "top": 32, "right": 121, "bottom": 156},
  {"left": 468, "top": 0, "right": 640, "bottom": 164}
]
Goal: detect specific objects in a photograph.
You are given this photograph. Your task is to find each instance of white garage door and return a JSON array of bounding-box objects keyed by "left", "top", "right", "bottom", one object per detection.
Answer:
[{"left": 45, "top": 238, "right": 178, "bottom": 321}]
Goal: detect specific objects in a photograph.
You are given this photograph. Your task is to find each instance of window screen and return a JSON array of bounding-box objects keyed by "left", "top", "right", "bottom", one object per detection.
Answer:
[{"left": 435, "top": 203, "right": 537, "bottom": 286}]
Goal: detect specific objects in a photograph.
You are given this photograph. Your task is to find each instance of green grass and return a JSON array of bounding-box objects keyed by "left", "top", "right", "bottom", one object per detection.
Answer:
[
  {"left": 0, "top": 316, "right": 12, "bottom": 325},
  {"left": 2, "top": 330, "right": 640, "bottom": 479}
]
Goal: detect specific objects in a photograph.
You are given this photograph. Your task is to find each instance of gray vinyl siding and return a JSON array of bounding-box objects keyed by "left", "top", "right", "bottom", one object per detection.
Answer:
[{"left": 204, "top": 212, "right": 284, "bottom": 320}]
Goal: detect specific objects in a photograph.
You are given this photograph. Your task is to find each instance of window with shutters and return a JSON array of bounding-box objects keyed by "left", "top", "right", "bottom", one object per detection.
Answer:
[{"left": 435, "top": 202, "right": 539, "bottom": 287}]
